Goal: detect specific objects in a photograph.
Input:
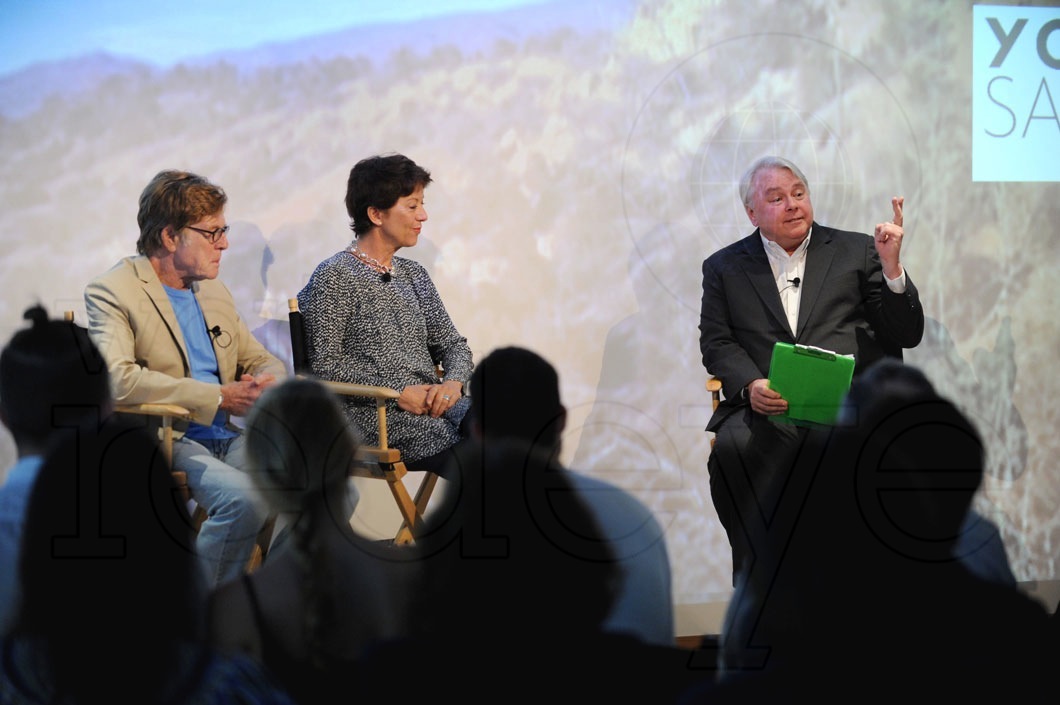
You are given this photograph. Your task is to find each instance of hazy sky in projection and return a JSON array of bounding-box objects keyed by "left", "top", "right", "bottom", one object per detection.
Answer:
[{"left": 0, "top": 0, "right": 553, "bottom": 76}]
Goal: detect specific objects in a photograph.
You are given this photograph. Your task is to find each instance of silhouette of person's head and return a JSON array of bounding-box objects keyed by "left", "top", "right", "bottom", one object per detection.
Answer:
[
  {"left": 735, "top": 360, "right": 985, "bottom": 639},
  {"left": 243, "top": 377, "right": 361, "bottom": 520},
  {"left": 836, "top": 359, "right": 984, "bottom": 554},
  {"left": 412, "top": 438, "right": 619, "bottom": 639},
  {"left": 468, "top": 346, "right": 566, "bottom": 457},
  {"left": 721, "top": 360, "right": 1041, "bottom": 698},
  {"left": 838, "top": 356, "right": 936, "bottom": 425},
  {"left": 11, "top": 416, "right": 201, "bottom": 702},
  {"left": 0, "top": 305, "right": 110, "bottom": 451}
]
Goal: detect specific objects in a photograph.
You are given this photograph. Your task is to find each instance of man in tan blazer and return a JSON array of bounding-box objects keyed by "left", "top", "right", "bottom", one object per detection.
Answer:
[{"left": 85, "top": 169, "right": 286, "bottom": 588}]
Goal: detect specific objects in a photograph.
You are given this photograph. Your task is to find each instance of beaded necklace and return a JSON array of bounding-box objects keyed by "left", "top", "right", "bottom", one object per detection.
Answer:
[{"left": 347, "top": 244, "right": 394, "bottom": 282}]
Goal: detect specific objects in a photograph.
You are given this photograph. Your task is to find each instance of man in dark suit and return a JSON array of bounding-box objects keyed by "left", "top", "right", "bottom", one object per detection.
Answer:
[{"left": 699, "top": 155, "right": 924, "bottom": 582}]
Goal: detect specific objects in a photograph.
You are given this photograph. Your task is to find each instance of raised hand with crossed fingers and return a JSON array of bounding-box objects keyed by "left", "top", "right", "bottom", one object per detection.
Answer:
[{"left": 874, "top": 196, "right": 905, "bottom": 280}]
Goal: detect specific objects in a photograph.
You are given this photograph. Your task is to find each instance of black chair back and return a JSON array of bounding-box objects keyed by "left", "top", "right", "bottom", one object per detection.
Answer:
[{"left": 288, "top": 300, "right": 309, "bottom": 375}]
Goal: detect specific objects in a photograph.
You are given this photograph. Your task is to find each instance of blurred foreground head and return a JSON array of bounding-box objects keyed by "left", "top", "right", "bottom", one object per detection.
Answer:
[
  {"left": 0, "top": 305, "right": 110, "bottom": 448},
  {"left": 773, "top": 359, "right": 985, "bottom": 580},
  {"left": 413, "top": 439, "right": 619, "bottom": 637},
  {"left": 12, "top": 416, "right": 201, "bottom": 700},
  {"left": 243, "top": 376, "right": 361, "bottom": 518},
  {"left": 468, "top": 346, "right": 565, "bottom": 457}
]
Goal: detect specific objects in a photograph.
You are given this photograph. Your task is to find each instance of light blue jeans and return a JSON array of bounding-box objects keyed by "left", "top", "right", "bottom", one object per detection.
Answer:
[{"left": 172, "top": 435, "right": 269, "bottom": 588}]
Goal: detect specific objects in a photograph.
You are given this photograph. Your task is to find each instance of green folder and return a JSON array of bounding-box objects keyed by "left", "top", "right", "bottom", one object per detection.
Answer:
[{"left": 767, "top": 342, "right": 855, "bottom": 427}]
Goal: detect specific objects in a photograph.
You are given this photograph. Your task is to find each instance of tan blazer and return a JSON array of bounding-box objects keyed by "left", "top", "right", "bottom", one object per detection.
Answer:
[{"left": 84, "top": 256, "right": 286, "bottom": 432}]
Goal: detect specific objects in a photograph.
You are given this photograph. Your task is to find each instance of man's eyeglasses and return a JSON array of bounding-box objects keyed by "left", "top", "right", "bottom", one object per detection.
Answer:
[{"left": 186, "top": 224, "right": 231, "bottom": 244}]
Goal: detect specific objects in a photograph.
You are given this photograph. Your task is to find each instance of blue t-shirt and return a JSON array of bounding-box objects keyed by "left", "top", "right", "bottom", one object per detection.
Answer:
[{"left": 163, "top": 285, "right": 236, "bottom": 441}]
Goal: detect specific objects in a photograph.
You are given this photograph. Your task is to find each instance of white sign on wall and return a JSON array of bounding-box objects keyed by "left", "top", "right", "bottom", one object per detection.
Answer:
[{"left": 973, "top": 5, "right": 1060, "bottom": 182}]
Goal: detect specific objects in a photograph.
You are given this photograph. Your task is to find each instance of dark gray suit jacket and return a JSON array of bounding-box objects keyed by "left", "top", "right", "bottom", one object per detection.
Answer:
[{"left": 699, "top": 223, "right": 924, "bottom": 432}]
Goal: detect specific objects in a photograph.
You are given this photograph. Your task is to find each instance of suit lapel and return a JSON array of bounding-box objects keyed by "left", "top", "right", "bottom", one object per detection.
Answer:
[
  {"left": 132, "top": 257, "right": 191, "bottom": 376},
  {"left": 795, "top": 224, "right": 837, "bottom": 339},
  {"left": 739, "top": 232, "right": 791, "bottom": 335}
]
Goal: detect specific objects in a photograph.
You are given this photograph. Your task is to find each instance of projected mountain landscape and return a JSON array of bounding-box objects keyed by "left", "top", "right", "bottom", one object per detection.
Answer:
[{"left": 2, "top": 0, "right": 1057, "bottom": 610}]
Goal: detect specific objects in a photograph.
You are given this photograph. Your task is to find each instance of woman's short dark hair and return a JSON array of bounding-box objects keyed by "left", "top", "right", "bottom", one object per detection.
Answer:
[{"left": 345, "top": 154, "right": 432, "bottom": 236}]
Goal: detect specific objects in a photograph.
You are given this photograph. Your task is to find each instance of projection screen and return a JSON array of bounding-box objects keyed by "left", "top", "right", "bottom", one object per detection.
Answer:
[{"left": 2, "top": 0, "right": 1057, "bottom": 634}]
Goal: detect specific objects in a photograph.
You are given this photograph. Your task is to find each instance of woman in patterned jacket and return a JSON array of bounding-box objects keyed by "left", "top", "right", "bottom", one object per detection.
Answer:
[{"left": 297, "top": 153, "right": 472, "bottom": 477}]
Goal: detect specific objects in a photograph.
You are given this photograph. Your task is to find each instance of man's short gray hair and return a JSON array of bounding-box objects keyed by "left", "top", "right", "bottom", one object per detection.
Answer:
[{"left": 738, "top": 156, "right": 810, "bottom": 207}]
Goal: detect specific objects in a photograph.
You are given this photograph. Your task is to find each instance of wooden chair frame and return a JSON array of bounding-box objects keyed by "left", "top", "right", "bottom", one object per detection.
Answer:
[
  {"left": 707, "top": 377, "right": 722, "bottom": 448},
  {"left": 288, "top": 298, "right": 437, "bottom": 545}
]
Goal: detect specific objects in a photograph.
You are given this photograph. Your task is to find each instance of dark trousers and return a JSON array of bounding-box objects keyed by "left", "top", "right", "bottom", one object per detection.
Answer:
[
  {"left": 707, "top": 409, "right": 811, "bottom": 584},
  {"left": 403, "top": 414, "right": 476, "bottom": 481}
]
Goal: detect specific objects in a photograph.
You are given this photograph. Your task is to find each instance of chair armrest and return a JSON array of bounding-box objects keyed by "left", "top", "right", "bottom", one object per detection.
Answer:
[
  {"left": 114, "top": 403, "right": 192, "bottom": 420},
  {"left": 706, "top": 377, "right": 722, "bottom": 411},
  {"left": 307, "top": 377, "right": 402, "bottom": 450},
  {"left": 356, "top": 447, "right": 402, "bottom": 464},
  {"left": 316, "top": 380, "right": 401, "bottom": 401},
  {"left": 113, "top": 403, "right": 191, "bottom": 467}
]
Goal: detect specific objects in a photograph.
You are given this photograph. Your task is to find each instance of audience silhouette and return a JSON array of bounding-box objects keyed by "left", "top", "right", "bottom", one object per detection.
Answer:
[
  {"left": 4, "top": 308, "right": 1052, "bottom": 702},
  {"left": 839, "top": 358, "right": 1018, "bottom": 587},
  {"left": 466, "top": 345, "right": 677, "bottom": 645},
  {"left": 0, "top": 305, "right": 111, "bottom": 631},
  {"left": 208, "top": 377, "right": 410, "bottom": 705},
  {"left": 0, "top": 415, "right": 294, "bottom": 704},
  {"left": 680, "top": 358, "right": 1055, "bottom": 702},
  {"left": 354, "top": 437, "right": 715, "bottom": 702}
]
